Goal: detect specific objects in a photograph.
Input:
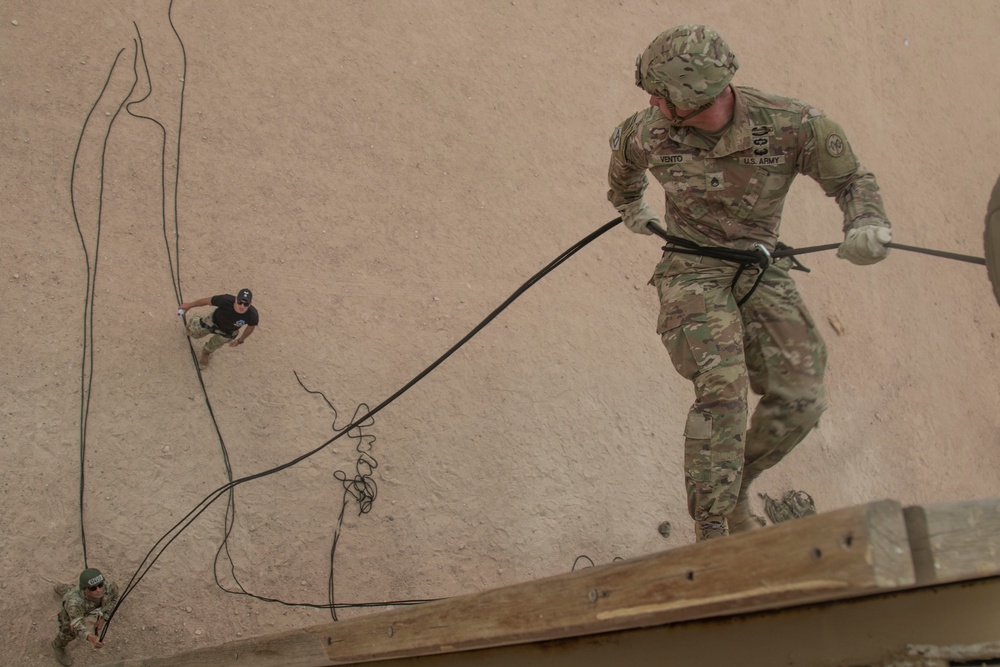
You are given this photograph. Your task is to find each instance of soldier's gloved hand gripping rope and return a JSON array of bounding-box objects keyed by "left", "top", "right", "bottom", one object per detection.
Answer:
[
  {"left": 617, "top": 199, "right": 660, "bottom": 235},
  {"left": 637, "top": 211, "right": 993, "bottom": 305},
  {"left": 837, "top": 224, "right": 893, "bottom": 265},
  {"left": 640, "top": 218, "right": 985, "bottom": 267}
]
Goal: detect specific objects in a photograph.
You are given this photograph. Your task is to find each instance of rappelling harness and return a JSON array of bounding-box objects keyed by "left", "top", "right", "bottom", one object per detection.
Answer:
[{"left": 656, "top": 233, "right": 811, "bottom": 307}]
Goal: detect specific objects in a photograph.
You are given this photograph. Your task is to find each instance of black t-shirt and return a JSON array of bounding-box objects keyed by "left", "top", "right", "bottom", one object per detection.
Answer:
[{"left": 210, "top": 294, "right": 259, "bottom": 333}]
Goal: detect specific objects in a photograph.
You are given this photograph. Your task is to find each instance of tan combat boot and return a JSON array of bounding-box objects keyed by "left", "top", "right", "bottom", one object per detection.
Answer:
[
  {"left": 694, "top": 516, "right": 729, "bottom": 541},
  {"left": 52, "top": 639, "right": 73, "bottom": 666},
  {"left": 198, "top": 349, "right": 211, "bottom": 370},
  {"left": 728, "top": 492, "right": 763, "bottom": 534}
]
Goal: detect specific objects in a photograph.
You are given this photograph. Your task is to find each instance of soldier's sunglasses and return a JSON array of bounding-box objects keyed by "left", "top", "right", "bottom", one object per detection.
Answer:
[
  {"left": 237, "top": 300, "right": 250, "bottom": 306},
  {"left": 86, "top": 582, "right": 104, "bottom": 592}
]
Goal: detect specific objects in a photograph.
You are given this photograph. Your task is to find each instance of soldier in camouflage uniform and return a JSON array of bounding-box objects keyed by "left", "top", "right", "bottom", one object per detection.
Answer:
[
  {"left": 51, "top": 568, "right": 119, "bottom": 665},
  {"left": 607, "top": 25, "right": 892, "bottom": 541}
]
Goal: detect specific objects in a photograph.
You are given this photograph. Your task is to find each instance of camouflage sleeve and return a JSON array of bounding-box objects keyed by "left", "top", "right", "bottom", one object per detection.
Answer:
[
  {"left": 798, "top": 111, "right": 891, "bottom": 231},
  {"left": 607, "top": 111, "right": 650, "bottom": 209},
  {"left": 99, "top": 581, "right": 120, "bottom": 621},
  {"left": 63, "top": 595, "right": 94, "bottom": 640}
]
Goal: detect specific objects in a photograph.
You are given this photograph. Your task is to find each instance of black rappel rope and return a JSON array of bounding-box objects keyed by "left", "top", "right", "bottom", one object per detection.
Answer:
[
  {"left": 100, "top": 213, "right": 984, "bottom": 637},
  {"left": 647, "top": 222, "right": 985, "bottom": 266},
  {"left": 771, "top": 241, "right": 985, "bottom": 265},
  {"left": 645, "top": 221, "right": 986, "bottom": 304}
]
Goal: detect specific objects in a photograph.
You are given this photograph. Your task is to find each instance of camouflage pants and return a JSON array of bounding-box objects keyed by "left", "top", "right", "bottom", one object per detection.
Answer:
[
  {"left": 654, "top": 252, "right": 827, "bottom": 521},
  {"left": 186, "top": 314, "right": 236, "bottom": 354},
  {"left": 54, "top": 609, "right": 76, "bottom": 649}
]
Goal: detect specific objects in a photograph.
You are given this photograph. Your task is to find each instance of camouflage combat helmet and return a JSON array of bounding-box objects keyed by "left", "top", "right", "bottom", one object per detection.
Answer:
[{"left": 635, "top": 24, "right": 739, "bottom": 110}]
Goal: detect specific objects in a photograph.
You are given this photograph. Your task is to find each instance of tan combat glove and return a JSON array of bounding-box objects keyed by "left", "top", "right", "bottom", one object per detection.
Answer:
[
  {"left": 837, "top": 223, "right": 892, "bottom": 265},
  {"left": 617, "top": 199, "right": 660, "bottom": 235}
]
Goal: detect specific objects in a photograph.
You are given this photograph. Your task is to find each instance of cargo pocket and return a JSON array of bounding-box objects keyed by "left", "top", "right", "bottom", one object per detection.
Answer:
[
  {"left": 684, "top": 410, "right": 714, "bottom": 491},
  {"left": 658, "top": 292, "right": 720, "bottom": 380},
  {"left": 684, "top": 410, "right": 713, "bottom": 441},
  {"left": 685, "top": 407, "right": 741, "bottom": 506}
]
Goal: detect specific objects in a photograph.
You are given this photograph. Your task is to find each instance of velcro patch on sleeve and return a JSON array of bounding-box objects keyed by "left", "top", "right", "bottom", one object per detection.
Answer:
[
  {"left": 810, "top": 116, "right": 859, "bottom": 179},
  {"left": 610, "top": 114, "right": 641, "bottom": 163}
]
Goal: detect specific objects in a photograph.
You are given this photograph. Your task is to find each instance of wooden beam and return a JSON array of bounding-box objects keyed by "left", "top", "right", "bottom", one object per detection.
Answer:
[
  {"left": 102, "top": 499, "right": 914, "bottom": 666},
  {"left": 904, "top": 497, "right": 1000, "bottom": 585},
  {"left": 372, "top": 576, "right": 1000, "bottom": 667}
]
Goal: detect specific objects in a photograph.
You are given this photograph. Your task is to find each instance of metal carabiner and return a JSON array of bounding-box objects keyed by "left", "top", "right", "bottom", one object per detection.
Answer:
[{"left": 750, "top": 242, "right": 772, "bottom": 270}]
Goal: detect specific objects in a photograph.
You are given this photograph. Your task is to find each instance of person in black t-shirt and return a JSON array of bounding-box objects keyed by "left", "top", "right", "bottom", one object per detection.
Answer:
[{"left": 178, "top": 288, "right": 259, "bottom": 369}]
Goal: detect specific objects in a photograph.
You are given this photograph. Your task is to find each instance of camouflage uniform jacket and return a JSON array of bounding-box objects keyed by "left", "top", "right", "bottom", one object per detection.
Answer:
[
  {"left": 60, "top": 581, "right": 120, "bottom": 639},
  {"left": 608, "top": 85, "right": 890, "bottom": 251}
]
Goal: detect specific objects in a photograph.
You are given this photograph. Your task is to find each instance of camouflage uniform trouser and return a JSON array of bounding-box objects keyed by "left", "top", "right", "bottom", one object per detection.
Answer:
[
  {"left": 54, "top": 609, "right": 77, "bottom": 649},
  {"left": 186, "top": 313, "right": 236, "bottom": 354},
  {"left": 654, "top": 251, "right": 828, "bottom": 521}
]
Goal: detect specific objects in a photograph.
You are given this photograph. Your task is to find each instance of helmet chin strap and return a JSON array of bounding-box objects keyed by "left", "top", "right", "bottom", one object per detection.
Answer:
[
  {"left": 663, "top": 86, "right": 731, "bottom": 127},
  {"left": 664, "top": 98, "right": 716, "bottom": 127}
]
